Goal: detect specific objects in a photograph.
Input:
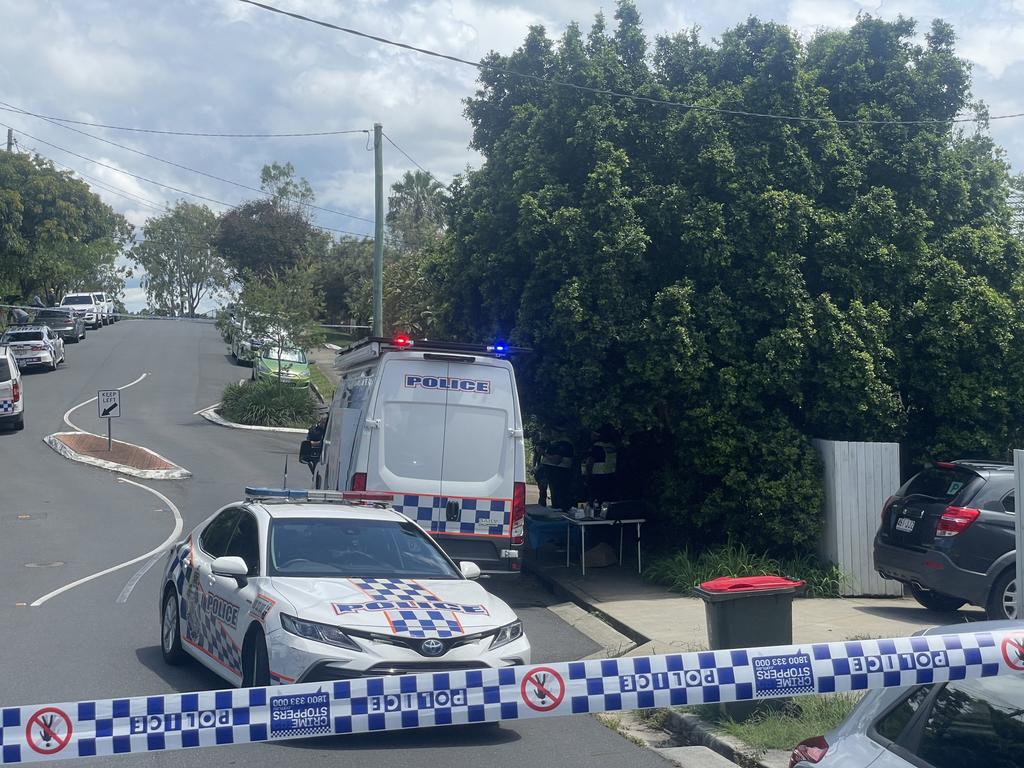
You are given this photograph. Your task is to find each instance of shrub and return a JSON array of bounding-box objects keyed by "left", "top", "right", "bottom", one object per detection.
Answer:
[
  {"left": 644, "top": 542, "right": 848, "bottom": 598},
  {"left": 220, "top": 378, "right": 316, "bottom": 428}
]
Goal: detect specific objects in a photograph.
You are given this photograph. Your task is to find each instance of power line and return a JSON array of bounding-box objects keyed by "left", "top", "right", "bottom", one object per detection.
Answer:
[
  {"left": 1, "top": 122, "right": 374, "bottom": 240},
  {"left": 382, "top": 133, "right": 450, "bottom": 189},
  {"left": 1, "top": 101, "right": 374, "bottom": 224},
  {"left": 0, "top": 104, "right": 369, "bottom": 138},
  {"left": 236, "top": 0, "right": 1024, "bottom": 127}
]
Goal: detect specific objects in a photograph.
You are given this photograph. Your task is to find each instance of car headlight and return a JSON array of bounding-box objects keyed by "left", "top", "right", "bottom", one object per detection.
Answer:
[
  {"left": 280, "top": 614, "right": 361, "bottom": 651},
  {"left": 489, "top": 620, "right": 524, "bottom": 649}
]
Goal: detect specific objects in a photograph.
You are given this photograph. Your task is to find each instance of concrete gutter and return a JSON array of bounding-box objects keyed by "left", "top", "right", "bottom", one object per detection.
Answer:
[
  {"left": 44, "top": 432, "right": 191, "bottom": 480},
  {"left": 197, "top": 406, "right": 307, "bottom": 435}
]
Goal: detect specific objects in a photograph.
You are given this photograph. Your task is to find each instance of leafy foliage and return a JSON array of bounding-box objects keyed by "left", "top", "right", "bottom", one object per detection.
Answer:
[
  {"left": 220, "top": 378, "right": 316, "bottom": 428},
  {"left": 438, "top": 4, "right": 1024, "bottom": 553}
]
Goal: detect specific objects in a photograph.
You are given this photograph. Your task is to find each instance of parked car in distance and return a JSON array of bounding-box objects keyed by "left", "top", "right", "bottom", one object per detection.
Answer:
[
  {"left": 92, "top": 291, "right": 115, "bottom": 324},
  {"left": 60, "top": 292, "right": 101, "bottom": 329},
  {"left": 0, "top": 345, "right": 24, "bottom": 430},
  {"left": 0, "top": 325, "right": 65, "bottom": 371},
  {"left": 874, "top": 460, "right": 1018, "bottom": 620},
  {"left": 252, "top": 345, "right": 311, "bottom": 388},
  {"left": 789, "top": 619, "right": 1022, "bottom": 768},
  {"left": 34, "top": 307, "right": 86, "bottom": 343}
]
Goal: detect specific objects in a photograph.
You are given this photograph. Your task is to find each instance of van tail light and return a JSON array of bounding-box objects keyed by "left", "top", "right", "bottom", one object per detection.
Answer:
[
  {"left": 936, "top": 506, "right": 980, "bottom": 537},
  {"left": 789, "top": 736, "right": 829, "bottom": 767},
  {"left": 12, "top": 381, "right": 19, "bottom": 403},
  {"left": 350, "top": 472, "right": 367, "bottom": 492},
  {"left": 511, "top": 482, "right": 526, "bottom": 546}
]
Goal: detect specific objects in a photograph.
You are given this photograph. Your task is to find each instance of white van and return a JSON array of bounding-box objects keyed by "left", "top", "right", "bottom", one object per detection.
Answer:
[{"left": 305, "top": 336, "right": 527, "bottom": 573}]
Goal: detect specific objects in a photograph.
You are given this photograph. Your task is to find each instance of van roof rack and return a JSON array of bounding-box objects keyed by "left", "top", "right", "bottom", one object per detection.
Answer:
[
  {"left": 244, "top": 487, "right": 395, "bottom": 508},
  {"left": 337, "top": 336, "right": 530, "bottom": 358}
]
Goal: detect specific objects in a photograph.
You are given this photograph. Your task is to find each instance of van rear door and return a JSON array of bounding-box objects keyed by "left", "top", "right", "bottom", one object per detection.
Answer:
[
  {"left": 438, "top": 359, "right": 518, "bottom": 538},
  {"left": 365, "top": 357, "right": 447, "bottom": 519}
]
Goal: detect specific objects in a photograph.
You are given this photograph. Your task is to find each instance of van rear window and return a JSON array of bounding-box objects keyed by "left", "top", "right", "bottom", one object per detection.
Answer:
[
  {"left": 0, "top": 359, "right": 10, "bottom": 380},
  {"left": 901, "top": 467, "right": 979, "bottom": 502}
]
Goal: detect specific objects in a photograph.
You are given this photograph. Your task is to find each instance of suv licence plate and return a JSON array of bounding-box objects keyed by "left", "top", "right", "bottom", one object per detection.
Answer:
[{"left": 895, "top": 517, "right": 916, "bottom": 533}]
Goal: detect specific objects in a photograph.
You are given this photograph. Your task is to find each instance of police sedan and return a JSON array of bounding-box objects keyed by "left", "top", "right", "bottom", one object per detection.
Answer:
[{"left": 159, "top": 488, "right": 531, "bottom": 687}]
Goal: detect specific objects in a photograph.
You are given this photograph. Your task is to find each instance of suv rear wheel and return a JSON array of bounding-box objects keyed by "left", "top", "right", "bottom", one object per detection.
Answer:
[
  {"left": 909, "top": 583, "right": 965, "bottom": 612},
  {"left": 985, "top": 569, "right": 1017, "bottom": 620}
]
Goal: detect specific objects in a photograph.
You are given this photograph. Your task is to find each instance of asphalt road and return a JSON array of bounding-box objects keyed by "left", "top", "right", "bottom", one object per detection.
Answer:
[{"left": 0, "top": 319, "right": 669, "bottom": 768}]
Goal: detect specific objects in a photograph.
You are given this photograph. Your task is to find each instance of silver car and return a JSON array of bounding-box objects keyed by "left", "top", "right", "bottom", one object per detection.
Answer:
[{"left": 789, "top": 619, "right": 1023, "bottom": 768}]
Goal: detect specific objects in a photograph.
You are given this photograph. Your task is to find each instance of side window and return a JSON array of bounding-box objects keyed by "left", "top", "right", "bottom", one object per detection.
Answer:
[
  {"left": 873, "top": 686, "right": 930, "bottom": 744},
  {"left": 199, "top": 508, "right": 241, "bottom": 558},
  {"left": 224, "top": 511, "right": 260, "bottom": 576},
  {"left": 1002, "top": 492, "right": 1015, "bottom": 514},
  {"left": 914, "top": 678, "right": 1024, "bottom": 768}
]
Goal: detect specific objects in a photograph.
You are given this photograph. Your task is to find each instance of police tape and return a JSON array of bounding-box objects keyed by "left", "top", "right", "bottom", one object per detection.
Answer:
[{"left": 2, "top": 628, "right": 1022, "bottom": 764}]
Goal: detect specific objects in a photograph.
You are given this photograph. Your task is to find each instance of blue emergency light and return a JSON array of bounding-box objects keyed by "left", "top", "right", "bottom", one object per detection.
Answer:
[{"left": 487, "top": 340, "right": 509, "bottom": 355}]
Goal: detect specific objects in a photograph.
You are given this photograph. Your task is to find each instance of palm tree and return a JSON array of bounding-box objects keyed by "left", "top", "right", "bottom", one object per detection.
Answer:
[{"left": 386, "top": 170, "right": 448, "bottom": 252}]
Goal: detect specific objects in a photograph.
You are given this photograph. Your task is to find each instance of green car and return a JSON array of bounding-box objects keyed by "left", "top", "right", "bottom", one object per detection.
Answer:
[{"left": 252, "top": 346, "right": 311, "bottom": 388}]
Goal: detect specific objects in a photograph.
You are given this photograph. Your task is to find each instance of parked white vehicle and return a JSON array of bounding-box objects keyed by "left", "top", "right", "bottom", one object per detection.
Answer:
[
  {"left": 60, "top": 292, "right": 102, "bottom": 329},
  {"left": 158, "top": 487, "right": 530, "bottom": 687},
  {"left": 0, "top": 345, "right": 24, "bottom": 431},
  {"left": 303, "top": 336, "right": 527, "bottom": 574},
  {"left": 0, "top": 325, "right": 65, "bottom": 372},
  {"left": 92, "top": 291, "right": 115, "bottom": 324}
]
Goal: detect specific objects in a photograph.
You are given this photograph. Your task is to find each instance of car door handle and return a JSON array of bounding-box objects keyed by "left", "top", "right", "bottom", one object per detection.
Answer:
[{"left": 206, "top": 574, "right": 216, "bottom": 587}]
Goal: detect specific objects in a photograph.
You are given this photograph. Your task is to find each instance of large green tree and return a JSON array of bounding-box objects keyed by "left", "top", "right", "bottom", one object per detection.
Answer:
[
  {"left": 0, "top": 152, "right": 130, "bottom": 301},
  {"left": 441, "top": 4, "right": 1023, "bottom": 553},
  {"left": 131, "top": 201, "right": 228, "bottom": 317}
]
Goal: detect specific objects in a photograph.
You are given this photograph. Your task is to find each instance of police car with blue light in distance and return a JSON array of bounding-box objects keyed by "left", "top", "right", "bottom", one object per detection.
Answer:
[{"left": 159, "top": 487, "right": 531, "bottom": 687}]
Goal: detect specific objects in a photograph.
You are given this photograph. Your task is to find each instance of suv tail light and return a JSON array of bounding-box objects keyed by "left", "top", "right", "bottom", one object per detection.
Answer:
[
  {"left": 12, "top": 381, "right": 19, "bottom": 403},
  {"left": 789, "top": 736, "right": 829, "bottom": 767},
  {"left": 936, "top": 506, "right": 980, "bottom": 537},
  {"left": 350, "top": 472, "right": 367, "bottom": 492},
  {"left": 511, "top": 482, "right": 526, "bottom": 546}
]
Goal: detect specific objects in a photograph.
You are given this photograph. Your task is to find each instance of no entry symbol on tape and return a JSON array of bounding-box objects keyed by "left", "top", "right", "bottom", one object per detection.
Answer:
[
  {"left": 1001, "top": 634, "right": 1024, "bottom": 672},
  {"left": 521, "top": 667, "right": 565, "bottom": 712},
  {"left": 26, "top": 707, "right": 73, "bottom": 755}
]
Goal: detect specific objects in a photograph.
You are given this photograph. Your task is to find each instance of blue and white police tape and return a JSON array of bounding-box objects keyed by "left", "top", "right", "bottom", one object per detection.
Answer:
[{"left": 2, "top": 628, "right": 1022, "bottom": 763}]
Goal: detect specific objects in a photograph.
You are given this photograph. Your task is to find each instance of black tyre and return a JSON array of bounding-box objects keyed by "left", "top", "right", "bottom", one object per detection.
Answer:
[
  {"left": 985, "top": 569, "right": 1017, "bottom": 621},
  {"left": 242, "top": 627, "right": 271, "bottom": 687},
  {"left": 161, "top": 588, "right": 188, "bottom": 665},
  {"left": 909, "top": 583, "right": 965, "bottom": 612},
  {"left": 12, "top": 412, "right": 24, "bottom": 431}
]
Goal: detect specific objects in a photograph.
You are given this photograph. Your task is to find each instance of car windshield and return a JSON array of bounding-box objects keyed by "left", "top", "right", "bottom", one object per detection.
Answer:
[
  {"left": 3, "top": 331, "right": 43, "bottom": 342},
  {"left": 263, "top": 347, "right": 306, "bottom": 363},
  {"left": 268, "top": 517, "right": 460, "bottom": 579},
  {"left": 61, "top": 296, "right": 92, "bottom": 305}
]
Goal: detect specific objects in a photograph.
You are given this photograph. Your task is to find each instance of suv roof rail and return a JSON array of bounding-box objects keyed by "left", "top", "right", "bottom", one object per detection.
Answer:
[{"left": 243, "top": 486, "right": 395, "bottom": 508}]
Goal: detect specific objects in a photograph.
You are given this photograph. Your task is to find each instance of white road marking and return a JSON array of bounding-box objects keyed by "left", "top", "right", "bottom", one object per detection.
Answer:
[
  {"left": 116, "top": 553, "right": 163, "bottom": 604},
  {"left": 30, "top": 478, "right": 183, "bottom": 607},
  {"left": 63, "top": 372, "right": 149, "bottom": 432},
  {"left": 193, "top": 402, "right": 220, "bottom": 415}
]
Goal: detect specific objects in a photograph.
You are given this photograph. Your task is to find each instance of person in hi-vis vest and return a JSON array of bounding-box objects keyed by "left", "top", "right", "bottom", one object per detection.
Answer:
[
  {"left": 539, "top": 427, "right": 574, "bottom": 511},
  {"left": 585, "top": 425, "right": 618, "bottom": 505}
]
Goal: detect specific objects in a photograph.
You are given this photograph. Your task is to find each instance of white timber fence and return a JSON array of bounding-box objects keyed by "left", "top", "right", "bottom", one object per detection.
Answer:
[{"left": 814, "top": 439, "right": 904, "bottom": 597}]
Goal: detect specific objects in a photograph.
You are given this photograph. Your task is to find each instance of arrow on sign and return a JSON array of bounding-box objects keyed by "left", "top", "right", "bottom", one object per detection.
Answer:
[{"left": 102, "top": 403, "right": 119, "bottom": 417}]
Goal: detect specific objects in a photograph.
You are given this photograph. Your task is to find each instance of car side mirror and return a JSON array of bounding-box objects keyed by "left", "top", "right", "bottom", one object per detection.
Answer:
[
  {"left": 459, "top": 561, "right": 481, "bottom": 580},
  {"left": 211, "top": 556, "right": 249, "bottom": 585}
]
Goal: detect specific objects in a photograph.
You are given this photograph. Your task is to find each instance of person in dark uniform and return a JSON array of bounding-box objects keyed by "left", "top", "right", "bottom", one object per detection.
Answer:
[
  {"left": 302, "top": 414, "right": 328, "bottom": 476},
  {"left": 532, "top": 430, "right": 550, "bottom": 506},
  {"left": 585, "top": 425, "right": 618, "bottom": 506},
  {"left": 540, "top": 426, "right": 574, "bottom": 511}
]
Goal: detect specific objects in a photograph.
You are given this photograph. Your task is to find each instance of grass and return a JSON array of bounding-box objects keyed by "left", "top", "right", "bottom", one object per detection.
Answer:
[
  {"left": 686, "top": 693, "right": 863, "bottom": 752},
  {"left": 220, "top": 378, "right": 316, "bottom": 428},
  {"left": 322, "top": 328, "right": 358, "bottom": 348},
  {"left": 309, "top": 362, "right": 337, "bottom": 401},
  {"left": 645, "top": 542, "right": 849, "bottom": 598}
]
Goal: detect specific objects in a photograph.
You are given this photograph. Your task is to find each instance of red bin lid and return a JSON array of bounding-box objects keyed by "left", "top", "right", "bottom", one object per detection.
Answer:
[{"left": 698, "top": 575, "right": 805, "bottom": 593}]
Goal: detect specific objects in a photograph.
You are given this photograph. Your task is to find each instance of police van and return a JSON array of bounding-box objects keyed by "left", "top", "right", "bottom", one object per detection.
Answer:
[{"left": 302, "top": 335, "right": 527, "bottom": 573}]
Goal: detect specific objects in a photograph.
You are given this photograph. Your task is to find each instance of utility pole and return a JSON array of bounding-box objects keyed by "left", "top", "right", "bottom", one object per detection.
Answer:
[
  {"left": 372, "top": 123, "right": 384, "bottom": 337},
  {"left": 6, "top": 128, "right": 13, "bottom": 153}
]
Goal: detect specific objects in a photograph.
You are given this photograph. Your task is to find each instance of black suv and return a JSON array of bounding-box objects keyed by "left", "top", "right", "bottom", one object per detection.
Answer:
[{"left": 873, "top": 460, "right": 1018, "bottom": 620}]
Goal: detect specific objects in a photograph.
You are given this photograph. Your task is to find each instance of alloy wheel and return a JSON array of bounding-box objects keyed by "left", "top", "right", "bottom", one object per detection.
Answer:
[{"left": 1002, "top": 578, "right": 1018, "bottom": 620}]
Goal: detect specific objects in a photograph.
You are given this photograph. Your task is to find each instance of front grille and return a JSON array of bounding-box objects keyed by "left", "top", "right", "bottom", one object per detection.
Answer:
[{"left": 346, "top": 628, "right": 493, "bottom": 656}]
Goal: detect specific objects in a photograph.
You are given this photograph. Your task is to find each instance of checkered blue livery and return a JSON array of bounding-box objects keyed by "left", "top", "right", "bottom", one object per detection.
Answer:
[
  {"left": 353, "top": 579, "right": 466, "bottom": 639},
  {"left": 0, "top": 630, "right": 1018, "bottom": 764},
  {"left": 0, "top": 400, "right": 13, "bottom": 414},
  {"left": 395, "top": 495, "right": 510, "bottom": 536}
]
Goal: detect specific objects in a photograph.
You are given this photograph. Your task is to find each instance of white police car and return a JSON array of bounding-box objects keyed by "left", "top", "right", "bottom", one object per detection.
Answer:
[{"left": 159, "top": 488, "right": 531, "bottom": 687}]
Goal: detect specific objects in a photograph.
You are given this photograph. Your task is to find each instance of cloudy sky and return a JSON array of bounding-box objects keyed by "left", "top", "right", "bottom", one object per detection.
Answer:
[{"left": 4, "top": 0, "right": 1024, "bottom": 310}]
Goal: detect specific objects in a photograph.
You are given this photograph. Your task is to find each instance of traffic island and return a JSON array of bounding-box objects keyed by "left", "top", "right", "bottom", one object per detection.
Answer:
[{"left": 44, "top": 431, "right": 191, "bottom": 480}]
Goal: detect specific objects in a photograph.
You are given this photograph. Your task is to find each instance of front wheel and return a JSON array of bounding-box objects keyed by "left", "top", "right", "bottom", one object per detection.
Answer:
[
  {"left": 242, "top": 628, "right": 271, "bottom": 687},
  {"left": 161, "top": 589, "right": 188, "bottom": 665},
  {"left": 909, "top": 583, "right": 965, "bottom": 612},
  {"left": 986, "top": 569, "right": 1017, "bottom": 620}
]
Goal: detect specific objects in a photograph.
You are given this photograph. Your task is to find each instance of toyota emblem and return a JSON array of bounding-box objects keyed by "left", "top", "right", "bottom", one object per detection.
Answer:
[{"left": 420, "top": 639, "right": 445, "bottom": 657}]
